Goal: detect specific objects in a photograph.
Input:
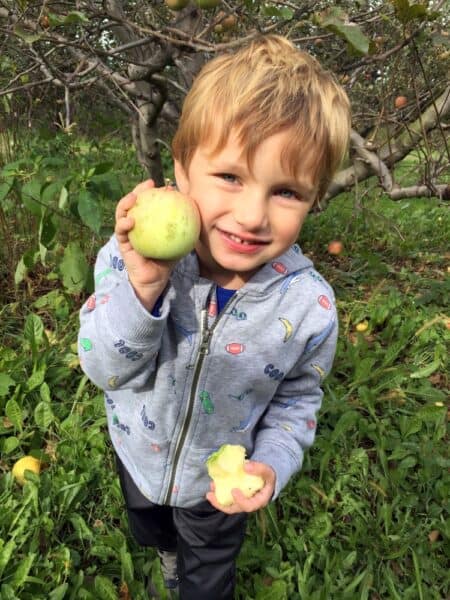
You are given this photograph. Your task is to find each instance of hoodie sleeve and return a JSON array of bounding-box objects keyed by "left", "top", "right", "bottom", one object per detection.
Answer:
[
  {"left": 250, "top": 310, "right": 338, "bottom": 499},
  {"left": 78, "top": 235, "right": 170, "bottom": 391}
]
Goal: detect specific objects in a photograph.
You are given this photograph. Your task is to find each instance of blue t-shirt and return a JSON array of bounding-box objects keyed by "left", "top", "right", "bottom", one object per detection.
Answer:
[
  {"left": 152, "top": 286, "right": 236, "bottom": 317},
  {"left": 216, "top": 286, "right": 236, "bottom": 313}
]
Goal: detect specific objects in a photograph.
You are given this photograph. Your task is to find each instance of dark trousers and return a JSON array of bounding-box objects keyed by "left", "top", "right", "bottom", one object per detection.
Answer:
[{"left": 116, "top": 455, "right": 248, "bottom": 600}]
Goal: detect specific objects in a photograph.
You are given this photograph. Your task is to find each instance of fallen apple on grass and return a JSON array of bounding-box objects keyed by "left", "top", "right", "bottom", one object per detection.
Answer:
[
  {"left": 356, "top": 320, "right": 369, "bottom": 332},
  {"left": 12, "top": 456, "right": 41, "bottom": 485},
  {"left": 128, "top": 188, "right": 200, "bottom": 260},
  {"left": 327, "top": 240, "right": 343, "bottom": 255},
  {"left": 207, "top": 444, "right": 264, "bottom": 506}
]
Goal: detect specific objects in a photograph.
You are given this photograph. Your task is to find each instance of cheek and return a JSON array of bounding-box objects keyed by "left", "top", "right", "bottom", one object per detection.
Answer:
[
  {"left": 274, "top": 213, "right": 304, "bottom": 242},
  {"left": 194, "top": 194, "right": 224, "bottom": 223}
]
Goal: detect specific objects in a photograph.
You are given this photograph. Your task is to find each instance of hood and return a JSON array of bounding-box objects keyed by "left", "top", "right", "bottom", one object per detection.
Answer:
[{"left": 173, "top": 243, "right": 314, "bottom": 297}]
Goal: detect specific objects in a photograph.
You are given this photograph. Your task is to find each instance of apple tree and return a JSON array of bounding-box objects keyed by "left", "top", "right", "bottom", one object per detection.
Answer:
[{"left": 0, "top": 0, "right": 449, "bottom": 202}]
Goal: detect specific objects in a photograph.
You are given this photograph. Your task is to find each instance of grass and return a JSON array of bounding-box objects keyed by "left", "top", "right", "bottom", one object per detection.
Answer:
[{"left": 0, "top": 137, "right": 448, "bottom": 599}]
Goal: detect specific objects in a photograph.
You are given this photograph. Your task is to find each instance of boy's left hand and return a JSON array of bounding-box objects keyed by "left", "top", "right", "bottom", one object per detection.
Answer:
[{"left": 206, "top": 461, "right": 276, "bottom": 514}]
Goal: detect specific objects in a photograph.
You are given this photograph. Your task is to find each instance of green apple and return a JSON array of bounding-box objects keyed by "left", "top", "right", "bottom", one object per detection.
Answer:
[
  {"left": 165, "top": 0, "right": 190, "bottom": 10},
  {"left": 207, "top": 444, "right": 264, "bottom": 506},
  {"left": 128, "top": 188, "right": 200, "bottom": 260}
]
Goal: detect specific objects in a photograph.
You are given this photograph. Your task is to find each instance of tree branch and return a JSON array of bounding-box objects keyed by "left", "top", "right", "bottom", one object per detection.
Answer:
[{"left": 325, "top": 85, "right": 450, "bottom": 203}]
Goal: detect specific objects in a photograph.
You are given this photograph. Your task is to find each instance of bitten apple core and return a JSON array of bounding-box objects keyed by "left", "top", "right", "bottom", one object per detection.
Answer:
[
  {"left": 128, "top": 188, "right": 200, "bottom": 260},
  {"left": 207, "top": 444, "right": 264, "bottom": 506}
]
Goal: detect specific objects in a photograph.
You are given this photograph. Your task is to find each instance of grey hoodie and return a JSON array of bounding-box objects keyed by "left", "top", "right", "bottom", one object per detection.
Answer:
[{"left": 78, "top": 236, "right": 337, "bottom": 508}]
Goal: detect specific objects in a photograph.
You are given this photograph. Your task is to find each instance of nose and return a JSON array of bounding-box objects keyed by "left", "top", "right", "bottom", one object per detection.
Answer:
[{"left": 232, "top": 189, "right": 269, "bottom": 232}]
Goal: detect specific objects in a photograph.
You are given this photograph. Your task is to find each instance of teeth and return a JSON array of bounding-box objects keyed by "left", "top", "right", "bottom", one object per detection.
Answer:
[{"left": 229, "top": 234, "right": 251, "bottom": 245}]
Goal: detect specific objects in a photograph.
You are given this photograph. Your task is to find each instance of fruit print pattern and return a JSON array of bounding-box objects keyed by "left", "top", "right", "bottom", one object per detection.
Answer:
[
  {"left": 86, "top": 294, "right": 96, "bottom": 311},
  {"left": 80, "top": 338, "right": 93, "bottom": 351},
  {"left": 109, "top": 254, "right": 126, "bottom": 272},
  {"left": 311, "top": 364, "right": 326, "bottom": 380},
  {"left": 140, "top": 404, "right": 156, "bottom": 430},
  {"left": 228, "top": 388, "right": 252, "bottom": 402},
  {"left": 227, "top": 307, "right": 247, "bottom": 321},
  {"left": 225, "top": 342, "right": 246, "bottom": 355},
  {"left": 272, "top": 261, "right": 288, "bottom": 274},
  {"left": 86, "top": 293, "right": 110, "bottom": 311},
  {"left": 208, "top": 295, "right": 218, "bottom": 318},
  {"left": 307, "top": 270, "right": 325, "bottom": 284},
  {"left": 95, "top": 268, "right": 113, "bottom": 285},
  {"left": 113, "top": 339, "right": 144, "bottom": 362},
  {"left": 108, "top": 376, "right": 119, "bottom": 389},
  {"left": 318, "top": 295, "right": 332, "bottom": 310},
  {"left": 304, "top": 318, "right": 335, "bottom": 354},
  {"left": 264, "top": 363, "right": 284, "bottom": 381},
  {"left": 173, "top": 319, "right": 194, "bottom": 346},
  {"left": 81, "top": 231, "right": 337, "bottom": 507},
  {"left": 105, "top": 392, "right": 116, "bottom": 410},
  {"left": 278, "top": 317, "right": 293, "bottom": 342},
  {"left": 230, "top": 409, "right": 256, "bottom": 433},
  {"left": 273, "top": 397, "right": 299, "bottom": 409},
  {"left": 199, "top": 390, "right": 215, "bottom": 414},
  {"left": 112, "top": 413, "right": 130, "bottom": 435},
  {"left": 279, "top": 270, "right": 303, "bottom": 295}
]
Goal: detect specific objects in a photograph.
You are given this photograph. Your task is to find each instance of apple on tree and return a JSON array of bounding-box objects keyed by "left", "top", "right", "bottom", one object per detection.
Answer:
[
  {"left": 164, "top": 0, "right": 190, "bottom": 10},
  {"left": 394, "top": 95, "right": 408, "bottom": 109},
  {"left": 128, "top": 188, "right": 200, "bottom": 261}
]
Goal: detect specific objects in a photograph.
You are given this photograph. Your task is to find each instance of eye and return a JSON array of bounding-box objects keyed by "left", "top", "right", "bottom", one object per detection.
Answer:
[
  {"left": 216, "top": 173, "right": 238, "bottom": 183},
  {"left": 275, "top": 188, "right": 300, "bottom": 200}
]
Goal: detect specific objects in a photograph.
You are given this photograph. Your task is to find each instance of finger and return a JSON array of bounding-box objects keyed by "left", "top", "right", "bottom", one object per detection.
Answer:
[
  {"left": 115, "top": 179, "right": 154, "bottom": 221},
  {"left": 244, "top": 461, "right": 275, "bottom": 483},
  {"left": 115, "top": 192, "right": 138, "bottom": 222},
  {"left": 206, "top": 491, "right": 228, "bottom": 512},
  {"left": 115, "top": 215, "right": 134, "bottom": 237},
  {"left": 132, "top": 179, "right": 155, "bottom": 196}
]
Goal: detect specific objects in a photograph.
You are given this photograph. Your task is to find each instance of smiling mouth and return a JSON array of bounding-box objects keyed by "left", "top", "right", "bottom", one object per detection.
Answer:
[{"left": 221, "top": 230, "right": 270, "bottom": 246}]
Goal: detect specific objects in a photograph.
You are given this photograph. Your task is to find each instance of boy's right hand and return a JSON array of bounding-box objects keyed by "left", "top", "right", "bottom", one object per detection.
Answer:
[{"left": 115, "top": 180, "right": 176, "bottom": 311}]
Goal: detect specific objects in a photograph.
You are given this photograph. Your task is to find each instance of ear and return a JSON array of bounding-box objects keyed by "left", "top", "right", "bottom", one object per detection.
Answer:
[{"left": 174, "top": 160, "right": 189, "bottom": 195}]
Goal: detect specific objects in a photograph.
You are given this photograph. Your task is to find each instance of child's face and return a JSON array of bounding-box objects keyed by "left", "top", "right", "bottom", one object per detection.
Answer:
[{"left": 174, "top": 129, "right": 316, "bottom": 289}]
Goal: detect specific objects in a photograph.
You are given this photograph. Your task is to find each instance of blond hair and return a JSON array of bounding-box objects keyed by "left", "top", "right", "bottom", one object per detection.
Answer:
[{"left": 172, "top": 35, "right": 351, "bottom": 202}]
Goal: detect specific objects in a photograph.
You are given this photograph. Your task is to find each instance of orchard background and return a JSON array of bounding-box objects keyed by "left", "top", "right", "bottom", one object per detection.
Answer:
[{"left": 0, "top": 1, "right": 449, "bottom": 598}]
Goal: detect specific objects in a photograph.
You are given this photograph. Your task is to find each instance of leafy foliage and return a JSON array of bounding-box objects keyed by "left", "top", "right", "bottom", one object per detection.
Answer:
[{"left": 0, "top": 139, "right": 449, "bottom": 599}]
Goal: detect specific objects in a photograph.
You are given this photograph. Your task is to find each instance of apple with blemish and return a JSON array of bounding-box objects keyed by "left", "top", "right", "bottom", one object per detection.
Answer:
[{"left": 128, "top": 188, "right": 200, "bottom": 260}]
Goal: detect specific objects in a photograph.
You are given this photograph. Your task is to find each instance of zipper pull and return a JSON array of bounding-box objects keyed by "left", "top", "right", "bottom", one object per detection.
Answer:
[{"left": 199, "top": 308, "right": 211, "bottom": 356}]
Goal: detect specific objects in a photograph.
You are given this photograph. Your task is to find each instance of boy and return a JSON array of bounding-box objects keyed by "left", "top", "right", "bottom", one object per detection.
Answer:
[{"left": 78, "top": 35, "right": 351, "bottom": 599}]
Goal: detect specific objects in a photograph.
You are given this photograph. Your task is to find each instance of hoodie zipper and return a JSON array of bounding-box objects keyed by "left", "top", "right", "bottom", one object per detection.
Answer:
[{"left": 163, "top": 288, "right": 237, "bottom": 505}]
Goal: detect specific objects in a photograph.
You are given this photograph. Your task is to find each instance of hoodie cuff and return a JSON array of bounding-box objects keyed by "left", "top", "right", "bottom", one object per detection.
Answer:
[
  {"left": 104, "top": 278, "right": 168, "bottom": 345},
  {"left": 251, "top": 443, "right": 303, "bottom": 500}
]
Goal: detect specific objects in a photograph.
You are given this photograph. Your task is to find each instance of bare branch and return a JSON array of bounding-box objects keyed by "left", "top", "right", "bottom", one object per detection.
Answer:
[
  {"left": 389, "top": 184, "right": 450, "bottom": 200},
  {"left": 350, "top": 130, "right": 393, "bottom": 192}
]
